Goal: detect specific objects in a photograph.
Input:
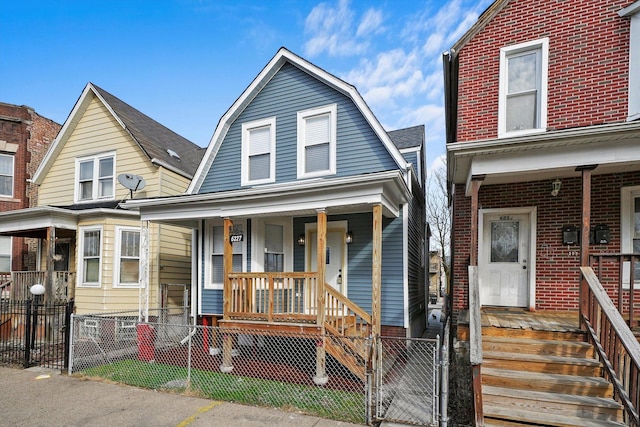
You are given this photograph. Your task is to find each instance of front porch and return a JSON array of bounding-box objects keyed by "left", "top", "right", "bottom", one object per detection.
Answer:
[{"left": 0, "top": 271, "right": 75, "bottom": 302}]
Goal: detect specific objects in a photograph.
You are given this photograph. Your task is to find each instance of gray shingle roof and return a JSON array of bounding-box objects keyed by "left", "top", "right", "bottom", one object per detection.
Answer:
[
  {"left": 92, "top": 84, "right": 204, "bottom": 178},
  {"left": 387, "top": 125, "right": 425, "bottom": 149}
]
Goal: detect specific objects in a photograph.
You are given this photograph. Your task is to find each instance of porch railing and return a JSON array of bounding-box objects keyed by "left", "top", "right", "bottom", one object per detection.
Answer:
[
  {"left": 580, "top": 266, "right": 640, "bottom": 427},
  {"left": 8, "top": 271, "right": 75, "bottom": 302},
  {"left": 590, "top": 253, "right": 640, "bottom": 328},
  {"left": 324, "top": 285, "right": 371, "bottom": 339},
  {"left": 227, "top": 272, "right": 318, "bottom": 323}
]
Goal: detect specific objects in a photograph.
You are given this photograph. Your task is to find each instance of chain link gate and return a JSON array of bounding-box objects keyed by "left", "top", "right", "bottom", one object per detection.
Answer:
[{"left": 371, "top": 335, "right": 441, "bottom": 426}]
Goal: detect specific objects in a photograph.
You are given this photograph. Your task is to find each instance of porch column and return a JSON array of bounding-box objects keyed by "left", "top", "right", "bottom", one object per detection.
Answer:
[
  {"left": 45, "top": 226, "right": 55, "bottom": 303},
  {"left": 578, "top": 165, "right": 597, "bottom": 328},
  {"left": 221, "top": 218, "right": 235, "bottom": 373},
  {"left": 371, "top": 204, "right": 382, "bottom": 337},
  {"left": 139, "top": 220, "right": 150, "bottom": 322},
  {"left": 314, "top": 209, "right": 328, "bottom": 385},
  {"left": 469, "top": 177, "right": 483, "bottom": 267}
]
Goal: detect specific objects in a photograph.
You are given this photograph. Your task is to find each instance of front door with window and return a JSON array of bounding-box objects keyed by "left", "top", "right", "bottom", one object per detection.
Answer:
[
  {"left": 479, "top": 213, "right": 530, "bottom": 307},
  {"left": 309, "top": 230, "right": 345, "bottom": 294}
]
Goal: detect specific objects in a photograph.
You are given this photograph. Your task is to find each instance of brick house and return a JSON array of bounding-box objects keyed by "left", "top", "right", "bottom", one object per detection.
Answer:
[
  {"left": 0, "top": 103, "right": 60, "bottom": 272},
  {"left": 444, "top": 0, "right": 640, "bottom": 424}
]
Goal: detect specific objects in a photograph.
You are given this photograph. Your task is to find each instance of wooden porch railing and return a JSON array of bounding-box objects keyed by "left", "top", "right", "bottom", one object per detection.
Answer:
[
  {"left": 590, "top": 253, "right": 640, "bottom": 328},
  {"left": 8, "top": 271, "right": 75, "bottom": 302},
  {"left": 227, "top": 272, "right": 318, "bottom": 323},
  {"left": 581, "top": 266, "right": 640, "bottom": 427}
]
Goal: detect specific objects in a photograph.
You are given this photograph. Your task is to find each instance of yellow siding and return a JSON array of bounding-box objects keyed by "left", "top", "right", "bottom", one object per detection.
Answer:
[
  {"left": 159, "top": 224, "right": 192, "bottom": 285},
  {"left": 159, "top": 168, "right": 190, "bottom": 196}
]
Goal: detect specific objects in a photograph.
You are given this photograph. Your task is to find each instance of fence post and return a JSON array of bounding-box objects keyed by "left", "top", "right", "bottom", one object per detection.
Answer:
[
  {"left": 63, "top": 299, "right": 74, "bottom": 371},
  {"left": 440, "top": 343, "right": 449, "bottom": 427},
  {"left": 23, "top": 299, "right": 32, "bottom": 368}
]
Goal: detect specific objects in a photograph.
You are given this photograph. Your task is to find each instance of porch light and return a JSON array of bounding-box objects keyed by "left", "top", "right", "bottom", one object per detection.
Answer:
[
  {"left": 30, "top": 283, "right": 45, "bottom": 296},
  {"left": 551, "top": 179, "right": 562, "bottom": 197},
  {"left": 297, "top": 234, "right": 306, "bottom": 246},
  {"left": 346, "top": 231, "right": 353, "bottom": 245}
]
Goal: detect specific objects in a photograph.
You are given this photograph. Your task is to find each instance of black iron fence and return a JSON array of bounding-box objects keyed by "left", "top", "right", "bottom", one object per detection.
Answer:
[{"left": 0, "top": 299, "right": 74, "bottom": 369}]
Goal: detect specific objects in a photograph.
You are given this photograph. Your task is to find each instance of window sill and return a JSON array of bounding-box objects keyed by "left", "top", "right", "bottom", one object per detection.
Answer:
[
  {"left": 498, "top": 127, "right": 547, "bottom": 139},
  {"left": 0, "top": 197, "right": 21, "bottom": 203}
]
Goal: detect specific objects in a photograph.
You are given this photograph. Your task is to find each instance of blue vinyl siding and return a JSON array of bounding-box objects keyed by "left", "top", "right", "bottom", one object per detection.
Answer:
[
  {"left": 198, "top": 62, "right": 397, "bottom": 194},
  {"left": 407, "top": 193, "right": 426, "bottom": 326},
  {"left": 293, "top": 212, "right": 405, "bottom": 327}
]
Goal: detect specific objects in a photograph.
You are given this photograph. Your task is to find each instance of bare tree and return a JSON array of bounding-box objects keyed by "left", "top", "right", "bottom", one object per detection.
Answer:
[{"left": 426, "top": 158, "right": 451, "bottom": 287}]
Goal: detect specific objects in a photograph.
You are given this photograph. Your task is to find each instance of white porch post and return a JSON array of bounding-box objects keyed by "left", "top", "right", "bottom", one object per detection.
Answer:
[
  {"left": 314, "top": 209, "right": 328, "bottom": 385},
  {"left": 45, "top": 226, "right": 55, "bottom": 303},
  {"left": 139, "top": 220, "right": 150, "bottom": 322}
]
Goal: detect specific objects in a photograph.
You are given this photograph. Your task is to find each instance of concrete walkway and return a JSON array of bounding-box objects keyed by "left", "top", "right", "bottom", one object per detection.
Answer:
[{"left": 0, "top": 366, "right": 363, "bottom": 427}]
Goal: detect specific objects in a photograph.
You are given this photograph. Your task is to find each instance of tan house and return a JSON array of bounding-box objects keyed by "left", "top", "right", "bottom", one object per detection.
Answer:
[{"left": 0, "top": 83, "right": 204, "bottom": 314}]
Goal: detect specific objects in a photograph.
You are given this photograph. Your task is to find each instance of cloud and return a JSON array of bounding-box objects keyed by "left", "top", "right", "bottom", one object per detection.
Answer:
[{"left": 303, "top": 0, "right": 385, "bottom": 57}]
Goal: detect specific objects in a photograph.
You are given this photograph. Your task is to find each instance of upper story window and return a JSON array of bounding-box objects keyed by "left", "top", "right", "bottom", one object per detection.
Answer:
[
  {"left": 0, "top": 154, "right": 14, "bottom": 197},
  {"left": 114, "top": 227, "right": 140, "bottom": 288},
  {"left": 241, "top": 117, "right": 276, "bottom": 186},
  {"left": 620, "top": 2, "right": 640, "bottom": 121},
  {"left": 75, "top": 152, "right": 115, "bottom": 202},
  {"left": 498, "top": 38, "right": 549, "bottom": 137},
  {"left": 297, "top": 104, "right": 337, "bottom": 179}
]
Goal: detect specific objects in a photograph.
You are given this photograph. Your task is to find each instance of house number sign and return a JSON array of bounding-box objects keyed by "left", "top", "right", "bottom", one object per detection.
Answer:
[{"left": 230, "top": 234, "right": 243, "bottom": 243}]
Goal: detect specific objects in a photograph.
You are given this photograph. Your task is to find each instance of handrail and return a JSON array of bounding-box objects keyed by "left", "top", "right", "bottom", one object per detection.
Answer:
[
  {"left": 468, "top": 265, "right": 484, "bottom": 427},
  {"left": 325, "top": 285, "right": 371, "bottom": 325},
  {"left": 580, "top": 266, "right": 640, "bottom": 427},
  {"left": 590, "top": 253, "right": 639, "bottom": 328}
]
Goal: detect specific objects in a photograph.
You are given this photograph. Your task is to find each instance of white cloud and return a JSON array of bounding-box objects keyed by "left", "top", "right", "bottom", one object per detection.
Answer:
[{"left": 357, "top": 8, "right": 384, "bottom": 37}]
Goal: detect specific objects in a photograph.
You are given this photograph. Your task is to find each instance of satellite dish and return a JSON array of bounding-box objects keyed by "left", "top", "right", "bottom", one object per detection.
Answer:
[{"left": 118, "top": 173, "right": 146, "bottom": 198}]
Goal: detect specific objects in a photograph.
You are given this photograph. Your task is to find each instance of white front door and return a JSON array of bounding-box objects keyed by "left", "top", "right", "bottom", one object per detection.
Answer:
[
  {"left": 479, "top": 212, "right": 530, "bottom": 307},
  {"left": 309, "top": 230, "right": 345, "bottom": 294}
]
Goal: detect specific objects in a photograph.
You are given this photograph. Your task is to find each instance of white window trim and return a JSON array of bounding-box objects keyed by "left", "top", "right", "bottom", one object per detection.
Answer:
[
  {"left": 498, "top": 38, "right": 549, "bottom": 138},
  {"left": 241, "top": 117, "right": 276, "bottom": 186},
  {"left": 74, "top": 151, "right": 116, "bottom": 203},
  {"left": 620, "top": 186, "right": 640, "bottom": 289},
  {"left": 0, "top": 236, "right": 12, "bottom": 272},
  {"left": 0, "top": 153, "right": 14, "bottom": 198},
  {"left": 627, "top": 12, "right": 640, "bottom": 121},
  {"left": 113, "top": 226, "right": 141, "bottom": 288},
  {"left": 78, "top": 225, "right": 102, "bottom": 288},
  {"left": 204, "top": 219, "right": 246, "bottom": 290},
  {"left": 297, "top": 104, "right": 337, "bottom": 179}
]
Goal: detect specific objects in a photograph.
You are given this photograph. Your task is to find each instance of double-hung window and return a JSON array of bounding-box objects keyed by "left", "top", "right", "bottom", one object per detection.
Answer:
[
  {"left": 619, "top": 3, "right": 640, "bottom": 120},
  {"left": 80, "top": 226, "right": 102, "bottom": 287},
  {"left": 241, "top": 117, "right": 276, "bottom": 186},
  {"left": 76, "top": 152, "right": 115, "bottom": 202},
  {"left": 297, "top": 104, "right": 337, "bottom": 179},
  {"left": 208, "top": 223, "right": 244, "bottom": 289},
  {"left": 0, "top": 154, "right": 14, "bottom": 197},
  {"left": 115, "top": 227, "right": 140, "bottom": 287},
  {"left": 621, "top": 186, "right": 640, "bottom": 289},
  {"left": 0, "top": 237, "right": 11, "bottom": 271},
  {"left": 498, "top": 38, "right": 549, "bottom": 137}
]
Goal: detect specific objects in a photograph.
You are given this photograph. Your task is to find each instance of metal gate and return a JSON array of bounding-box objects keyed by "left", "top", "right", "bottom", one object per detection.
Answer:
[
  {"left": 0, "top": 299, "right": 74, "bottom": 369},
  {"left": 372, "top": 335, "right": 443, "bottom": 426}
]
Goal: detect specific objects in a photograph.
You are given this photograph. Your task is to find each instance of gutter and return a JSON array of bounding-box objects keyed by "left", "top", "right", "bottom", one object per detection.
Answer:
[{"left": 151, "top": 157, "right": 193, "bottom": 180}]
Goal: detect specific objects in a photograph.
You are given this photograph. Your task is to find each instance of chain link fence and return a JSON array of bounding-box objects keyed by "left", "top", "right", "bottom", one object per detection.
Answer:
[{"left": 68, "top": 310, "right": 444, "bottom": 425}]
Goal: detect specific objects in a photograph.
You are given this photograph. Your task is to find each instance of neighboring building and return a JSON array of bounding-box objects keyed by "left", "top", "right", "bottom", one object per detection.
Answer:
[
  {"left": 0, "top": 84, "right": 204, "bottom": 313},
  {"left": 428, "top": 250, "right": 442, "bottom": 303},
  {"left": 0, "top": 103, "right": 60, "bottom": 273},
  {"left": 124, "top": 47, "right": 427, "bottom": 380},
  {"left": 444, "top": 0, "right": 640, "bottom": 425}
]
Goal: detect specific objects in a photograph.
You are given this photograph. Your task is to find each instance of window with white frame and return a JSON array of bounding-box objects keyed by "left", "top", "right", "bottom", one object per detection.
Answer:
[
  {"left": 297, "top": 104, "right": 337, "bottom": 179},
  {"left": 115, "top": 227, "right": 140, "bottom": 287},
  {"left": 80, "top": 227, "right": 102, "bottom": 287},
  {"left": 264, "top": 223, "right": 284, "bottom": 272},
  {"left": 76, "top": 152, "right": 115, "bottom": 202},
  {"left": 620, "top": 3, "right": 640, "bottom": 120},
  {"left": 621, "top": 186, "right": 640, "bottom": 289},
  {"left": 0, "top": 154, "right": 14, "bottom": 197},
  {"left": 498, "top": 38, "right": 549, "bottom": 137},
  {"left": 241, "top": 117, "right": 276, "bottom": 186},
  {"left": 209, "top": 223, "right": 244, "bottom": 289},
  {"left": 0, "top": 236, "right": 11, "bottom": 271}
]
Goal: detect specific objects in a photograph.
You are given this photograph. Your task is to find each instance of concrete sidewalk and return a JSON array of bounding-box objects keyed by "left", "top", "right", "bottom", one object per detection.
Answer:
[{"left": 0, "top": 366, "right": 364, "bottom": 427}]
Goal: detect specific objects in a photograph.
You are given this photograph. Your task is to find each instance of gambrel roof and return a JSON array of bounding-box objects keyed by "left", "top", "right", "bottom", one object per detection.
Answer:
[
  {"left": 33, "top": 83, "right": 204, "bottom": 184},
  {"left": 187, "top": 47, "right": 409, "bottom": 194},
  {"left": 388, "top": 125, "right": 425, "bottom": 150}
]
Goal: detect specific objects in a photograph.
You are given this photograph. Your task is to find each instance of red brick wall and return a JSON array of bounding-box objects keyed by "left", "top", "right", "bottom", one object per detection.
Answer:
[
  {"left": 451, "top": 172, "right": 640, "bottom": 315},
  {"left": 456, "top": 0, "right": 632, "bottom": 141},
  {"left": 0, "top": 103, "right": 60, "bottom": 270}
]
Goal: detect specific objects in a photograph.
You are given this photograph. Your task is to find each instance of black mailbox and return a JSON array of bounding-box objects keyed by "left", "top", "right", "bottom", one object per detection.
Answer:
[
  {"left": 562, "top": 225, "right": 579, "bottom": 245},
  {"left": 592, "top": 224, "right": 611, "bottom": 244}
]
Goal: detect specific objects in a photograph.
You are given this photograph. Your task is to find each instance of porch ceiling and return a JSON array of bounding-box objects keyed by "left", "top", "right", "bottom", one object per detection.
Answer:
[
  {"left": 447, "top": 121, "right": 640, "bottom": 193},
  {"left": 123, "top": 170, "right": 411, "bottom": 226}
]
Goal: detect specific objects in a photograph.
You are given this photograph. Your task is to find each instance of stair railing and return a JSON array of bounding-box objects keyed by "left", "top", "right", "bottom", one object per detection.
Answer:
[
  {"left": 324, "top": 285, "right": 371, "bottom": 340},
  {"left": 580, "top": 266, "right": 640, "bottom": 427}
]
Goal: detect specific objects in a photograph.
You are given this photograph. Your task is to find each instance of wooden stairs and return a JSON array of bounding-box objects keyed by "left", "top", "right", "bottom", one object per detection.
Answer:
[{"left": 480, "top": 327, "right": 625, "bottom": 427}]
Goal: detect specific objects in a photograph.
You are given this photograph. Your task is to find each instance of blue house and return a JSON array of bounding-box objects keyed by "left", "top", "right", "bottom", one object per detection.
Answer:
[{"left": 125, "top": 47, "right": 427, "bottom": 380}]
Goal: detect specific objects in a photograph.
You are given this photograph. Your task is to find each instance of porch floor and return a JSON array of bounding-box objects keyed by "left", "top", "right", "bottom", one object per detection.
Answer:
[{"left": 457, "top": 308, "right": 581, "bottom": 340}]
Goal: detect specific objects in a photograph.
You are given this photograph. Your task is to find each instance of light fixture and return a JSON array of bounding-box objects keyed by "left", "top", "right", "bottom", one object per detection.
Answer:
[
  {"left": 346, "top": 231, "right": 353, "bottom": 245},
  {"left": 551, "top": 179, "right": 562, "bottom": 197},
  {"left": 297, "top": 234, "right": 306, "bottom": 246},
  {"left": 30, "top": 283, "right": 45, "bottom": 296}
]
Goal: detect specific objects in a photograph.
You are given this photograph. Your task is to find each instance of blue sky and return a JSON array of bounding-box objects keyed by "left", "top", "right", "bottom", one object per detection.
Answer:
[{"left": 1, "top": 0, "right": 491, "bottom": 170}]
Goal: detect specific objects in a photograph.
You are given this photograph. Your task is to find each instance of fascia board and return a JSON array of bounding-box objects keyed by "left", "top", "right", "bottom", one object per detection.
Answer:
[{"left": 619, "top": 1, "right": 640, "bottom": 17}]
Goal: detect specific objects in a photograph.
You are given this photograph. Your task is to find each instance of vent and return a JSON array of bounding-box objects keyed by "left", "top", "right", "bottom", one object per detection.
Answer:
[{"left": 167, "top": 149, "right": 180, "bottom": 159}]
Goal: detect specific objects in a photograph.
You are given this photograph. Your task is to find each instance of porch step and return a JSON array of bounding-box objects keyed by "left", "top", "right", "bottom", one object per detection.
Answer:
[
  {"left": 483, "top": 403, "right": 625, "bottom": 427},
  {"left": 482, "top": 367, "right": 613, "bottom": 397},
  {"left": 482, "top": 336, "right": 594, "bottom": 358},
  {"left": 482, "top": 326, "right": 584, "bottom": 342},
  {"left": 483, "top": 385, "right": 623, "bottom": 423},
  {"left": 325, "top": 337, "right": 365, "bottom": 380},
  {"left": 482, "top": 350, "right": 602, "bottom": 376}
]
